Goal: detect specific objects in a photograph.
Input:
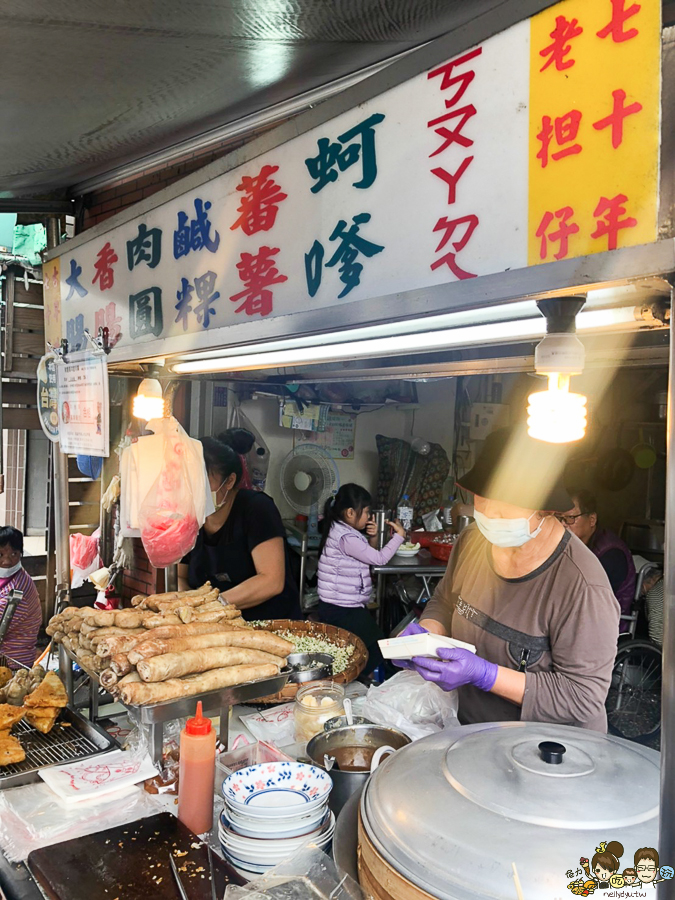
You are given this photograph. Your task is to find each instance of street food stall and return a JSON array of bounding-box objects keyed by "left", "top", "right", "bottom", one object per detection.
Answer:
[{"left": 1, "top": 0, "right": 674, "bottom": 897}]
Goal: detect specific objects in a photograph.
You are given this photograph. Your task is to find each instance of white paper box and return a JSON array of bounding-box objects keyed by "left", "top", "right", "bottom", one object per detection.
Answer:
[{"left": 378, "top": 633, "right": 476, "bottom": 661}]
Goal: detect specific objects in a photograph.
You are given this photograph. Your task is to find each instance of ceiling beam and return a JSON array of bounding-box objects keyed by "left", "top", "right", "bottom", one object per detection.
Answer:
[{"left": 0, "top": 199, "right": 74, "bottom": 215}]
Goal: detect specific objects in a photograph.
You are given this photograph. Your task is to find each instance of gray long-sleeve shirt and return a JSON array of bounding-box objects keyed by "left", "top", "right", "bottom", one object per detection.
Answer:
[{"left": 423, "top": 526, "right": 619, "bottom": 731}]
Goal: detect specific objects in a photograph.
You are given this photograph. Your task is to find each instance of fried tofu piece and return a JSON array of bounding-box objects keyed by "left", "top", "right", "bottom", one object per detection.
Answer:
[
  {"left": 23, "top": 671, "right": 67, "bottom": 709},
  {"left": 0, "top": 666, "right": 12, "bottom": 688},
  {"left": 0, "top": 703, "right": 26, "bottom": 731},
  {"left": 24, "top": 708, "right": 59, "bottom": 734},
  {"left": 0, "top": 733, "right": 25, "bottom": 765}
]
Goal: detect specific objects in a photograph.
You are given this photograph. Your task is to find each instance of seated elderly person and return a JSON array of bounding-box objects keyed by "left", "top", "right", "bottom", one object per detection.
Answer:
[
  {"left": 0, "top": 527, "right": 42, "bottom": 668},
  {"left": 559, "top": 489, "right": 636, "bottom": 632}
]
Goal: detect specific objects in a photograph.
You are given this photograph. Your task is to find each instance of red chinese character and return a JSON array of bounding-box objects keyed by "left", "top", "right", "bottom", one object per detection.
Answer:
[
  {"left": 539, "top": 16, "right": 584, "bottom": 72},
  {"left": 593, "top": 89, "right": 642, "bottom": 149},
  {"left": 428, "top": 105, "right": 477, "bottom": 158},
  {"left": 94, "top": 301, "right": 122, "bottom": 345},
  {"left": 427, "top": 47, "right": 483, "bottom": 108},
  {"left": 432, "top": 157, "right": 474, "bottom": 205},
  {"left": 591, "top": 194, "right": 637, "bottom": 250},
  {"left": 230, "top": 164, "right": 288, "bottom": 236},
  {"left": 597, "top": 0, "right": 641, "bottom": 43},
  {"left": 230, "top": 246, "right": 288, "bottom": 317},
  {"left": 92, "top": 242, "right": 118, "bottom": 292},
  {"left": 535, "top": 207, "right": 580, "bottom": 260},
  {"left": 536, "top": 111, "right": 583, "bottom": 168},
  {"left": 430, "top": 215, "right": 479, "bottom": 280}
]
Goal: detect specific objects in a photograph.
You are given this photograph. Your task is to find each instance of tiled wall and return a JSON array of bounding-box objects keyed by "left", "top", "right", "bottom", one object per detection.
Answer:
[{"left": 3, "top": 430, "right": 26, "bottom": 530}]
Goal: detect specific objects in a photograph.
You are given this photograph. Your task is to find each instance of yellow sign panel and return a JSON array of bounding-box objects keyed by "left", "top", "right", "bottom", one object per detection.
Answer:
[
  {"left": 528, "top": 0, "right": 660, "bottom": 265},
  {"left": 42, "top": 256, "right": 62, "bottom": 350}
]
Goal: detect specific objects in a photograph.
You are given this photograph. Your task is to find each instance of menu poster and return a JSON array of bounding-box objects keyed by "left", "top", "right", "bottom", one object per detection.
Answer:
[
  {"left": 56, "top": 350, "right": 110, "bottom": 457},
  {"left": 295, "top": 410, "right": 356, "bottom": 459}
]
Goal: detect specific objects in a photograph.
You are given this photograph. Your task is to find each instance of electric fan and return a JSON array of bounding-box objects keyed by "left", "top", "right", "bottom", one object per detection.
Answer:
[{"left": 280, "top": 444, "right": 340, "bottom": 548}]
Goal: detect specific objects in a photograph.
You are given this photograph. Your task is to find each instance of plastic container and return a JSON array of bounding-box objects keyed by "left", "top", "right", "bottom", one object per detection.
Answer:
[
  {"left": 294, "top": 683, "right": 345, "bottom": 744},
  {"left": 178, "top": 701, "right": 217, "bottom": 835},
  {"left": 397, "top": 495, "right": 414, "bottom": 534},
  {"left": 215, "top": 739, "right": 294, "bottom": 786}
]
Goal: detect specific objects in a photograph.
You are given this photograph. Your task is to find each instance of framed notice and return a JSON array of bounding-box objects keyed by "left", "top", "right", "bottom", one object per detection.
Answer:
[
  {"left": 56, "top": 350, "right": 110, "bottom": 457},
  {"left": 294, "top": 410, "right": 356, "bottom": 459},
  {"left": 36, "top": 352, "right": 60, "bottom": 442}
]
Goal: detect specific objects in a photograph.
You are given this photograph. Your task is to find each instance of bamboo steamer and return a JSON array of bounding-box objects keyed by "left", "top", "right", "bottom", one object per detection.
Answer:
[{"left": 357, "top": 808, "right": 435, "bottom": 900}]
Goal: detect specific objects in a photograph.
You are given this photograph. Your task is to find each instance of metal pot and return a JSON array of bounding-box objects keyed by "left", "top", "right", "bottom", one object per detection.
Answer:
[
  {"left": 356, "top": 721, "right": 660, "bottom": 900},
  {"left": 307, "top": 724, "right": 410, "bottom": 815}
]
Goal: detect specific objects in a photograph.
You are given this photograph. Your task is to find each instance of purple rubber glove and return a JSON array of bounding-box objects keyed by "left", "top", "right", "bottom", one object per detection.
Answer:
[
  {"left": 391, "top": 620, "right": 427, "bottom": 670},
  {"left": 412, "top": 647, "right": 499, "bottom": 693}
]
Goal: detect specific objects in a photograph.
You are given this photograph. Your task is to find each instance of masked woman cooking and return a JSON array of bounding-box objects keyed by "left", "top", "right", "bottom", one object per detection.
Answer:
[
  {"left": 397, "top": 426, "right": 619, "bottom": 732},
  {"left": 178, "top": 434, "right": 301, "bottom": 621}
]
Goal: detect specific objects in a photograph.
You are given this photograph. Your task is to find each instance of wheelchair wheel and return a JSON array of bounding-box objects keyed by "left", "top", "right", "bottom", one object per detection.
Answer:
[{"left": 606, "top": 640, "right": 662, "bottom": 745}]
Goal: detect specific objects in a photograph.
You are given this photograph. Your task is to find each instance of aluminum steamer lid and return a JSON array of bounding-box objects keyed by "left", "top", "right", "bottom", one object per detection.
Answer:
[{"left": 361, "top": 722, "right": 659, "bottom": 900}]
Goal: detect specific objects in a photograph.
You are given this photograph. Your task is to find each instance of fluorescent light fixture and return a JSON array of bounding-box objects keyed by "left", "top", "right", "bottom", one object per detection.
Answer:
[
  {"left": 133, "top": 378, "right": 165, "bottom": 420},
  {"left": 171, "top": 305, "right": 640, "bottom": 376}
]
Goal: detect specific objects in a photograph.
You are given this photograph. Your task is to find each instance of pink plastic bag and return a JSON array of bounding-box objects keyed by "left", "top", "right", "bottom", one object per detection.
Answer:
[
  {"left": 138, "top": 424, "right": 199, "bottom": 568},
  {"left": 70, "top": 532, "right": 99, "bottom": 570}
]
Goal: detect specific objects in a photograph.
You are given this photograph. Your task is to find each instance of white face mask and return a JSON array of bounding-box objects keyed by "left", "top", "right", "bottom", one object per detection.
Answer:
[
  {"left": 211, "top": 480, "right": 229, "bottom": 512},
  {"left": 0, "top": 561, "right": 21, "bottom": 578},
  {"left": 474, "top": 508, "right": 545, "bottom": 548}
]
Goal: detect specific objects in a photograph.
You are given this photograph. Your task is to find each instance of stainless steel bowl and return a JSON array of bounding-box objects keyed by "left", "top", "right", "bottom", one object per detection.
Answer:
[
  {"left": 286, "top": 652, "right": 333, "bottom": 683},
  {"left": 324, "top": 714, "right": 371, "bottom": 731}
]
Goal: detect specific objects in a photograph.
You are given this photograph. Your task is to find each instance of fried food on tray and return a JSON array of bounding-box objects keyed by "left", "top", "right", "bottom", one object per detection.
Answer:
[
  {"left": 24, "top": 707, "right": 59, "bottom": 734},
  {"left": 0, "top": 666, "right": 12, "bottom": 689},
  {"left": 0, "top": 733, "right": 25, "bottom": 765},
  {"left": 0, "top": 704, "right": 26, "bottom": 731},
  {"left": 24, "top": 671, "right": 67, "bottom": 709}
]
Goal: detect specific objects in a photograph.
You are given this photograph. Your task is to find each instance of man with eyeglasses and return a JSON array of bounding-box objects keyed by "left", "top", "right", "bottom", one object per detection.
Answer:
[
  {"left": 558, "top": 489, "right": 636, "bottom": 633},
  {"left": 634, "top": 847, "right": 659, "bottom": 887}
]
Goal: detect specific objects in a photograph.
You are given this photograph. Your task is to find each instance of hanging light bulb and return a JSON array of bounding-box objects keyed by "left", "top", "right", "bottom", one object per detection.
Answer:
[
  {"left": 132, "top": 378, "right": 165, "bottom": 420},
  {"left": 527, "top": 373, "right": 588, "bottom": 443},
  {"left": 527, "top": 298, "right": 588, "bottom": 445}
]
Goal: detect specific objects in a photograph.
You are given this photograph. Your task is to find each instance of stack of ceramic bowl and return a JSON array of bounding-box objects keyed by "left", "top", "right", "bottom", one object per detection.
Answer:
[{"left": 219, "top": 761, "right": 334, "bottom": 876}]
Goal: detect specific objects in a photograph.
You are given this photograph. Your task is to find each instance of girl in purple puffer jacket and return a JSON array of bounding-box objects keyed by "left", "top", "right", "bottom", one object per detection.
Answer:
[{"left": 317, "top": 484, "right": 405, "bottom": 676}]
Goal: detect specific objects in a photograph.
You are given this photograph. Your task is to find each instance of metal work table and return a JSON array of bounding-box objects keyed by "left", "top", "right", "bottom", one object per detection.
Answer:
[
  {"left": 58, "top": 643, "right": 289, "bottom": 763},
  {"left": 372, "top": 548, "right": 448, "bottom": 629}
]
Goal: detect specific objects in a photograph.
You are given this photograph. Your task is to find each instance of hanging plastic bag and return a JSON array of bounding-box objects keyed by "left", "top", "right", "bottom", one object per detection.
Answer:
[
  {"left": 69, "top": 530, "right": 102, "bottom": 590},
  {"left": 138, "top": 423, "right": 199, "bottom": 568},
  {"left": 362, "top": 670, "right": 459, "bottom": 741}
]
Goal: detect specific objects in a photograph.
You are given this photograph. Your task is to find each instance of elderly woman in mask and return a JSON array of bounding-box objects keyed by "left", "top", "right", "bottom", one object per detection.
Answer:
[{"left": 398, "top": 427, "right": 619, "bottom": 732}]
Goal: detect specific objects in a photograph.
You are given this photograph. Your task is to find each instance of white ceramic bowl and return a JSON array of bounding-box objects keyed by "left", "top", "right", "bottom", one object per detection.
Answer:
[
  {"left": 220, "top": 807, "right": 331, "bottom": 844},
  {"left": 395, "top": 545, "right": 421, "bottom": 558},
  {"left": 222, "top": 762, "right": 332, "bottom": 817},
  {"left": 223, "top": 798, "right": 329, "bottom": 832},
  {"left": 218, "top": 811, "right": 335, "bottom": 855},
  {"left": 220, "top": 831, "right": 334, "bottom": 867}
]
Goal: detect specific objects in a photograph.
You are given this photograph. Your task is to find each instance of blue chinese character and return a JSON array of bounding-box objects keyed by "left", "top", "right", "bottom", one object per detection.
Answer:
[
  {"left": 64, "top": 259, "right": 88, "bottom": 301},
  {"left": 174, "top": 277, "right": 194, "bottom": 331},
  {"left": 305, "top": 113, "right": 385, "bottom": 194},
  {"left": 305, "top": 213, "right": 383, "bottom": 298},
  {"left": 127, "top": 223, "right": 162, "bottom": 270},
  {"left": 193, "top": 271, "right": 220, "bottom": 329},
  {"left": 66, "top": 314, "right": 86, "bottom": 351},
  {"left": 129, "top": 287, "right": 163, "bottom": 339},
  {"left": 173, "top": 198, "right": 221, "bottom": 258}
]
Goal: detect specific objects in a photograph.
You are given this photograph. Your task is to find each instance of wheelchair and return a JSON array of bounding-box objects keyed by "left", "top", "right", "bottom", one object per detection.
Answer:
[{"left": 605, "top": 561, "right": 663, "bottom": 745}]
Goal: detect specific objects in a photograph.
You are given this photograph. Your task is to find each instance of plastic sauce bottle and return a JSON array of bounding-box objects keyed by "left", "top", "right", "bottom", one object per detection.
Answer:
[
  {"left": 397, "top": 494, "right": 414, "bottom": 534},
  {"left": 178, "top": 701, "right": 216, "bottom": 835}
]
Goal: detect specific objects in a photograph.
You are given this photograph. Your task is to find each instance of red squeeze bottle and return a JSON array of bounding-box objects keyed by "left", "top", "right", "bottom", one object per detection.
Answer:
[{"left": 178, "top": 701, "right": 217, "bottom": 835}]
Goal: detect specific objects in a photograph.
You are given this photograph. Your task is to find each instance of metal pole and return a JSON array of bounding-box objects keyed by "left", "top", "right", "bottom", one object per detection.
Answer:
[
  {"left": 659, "top": 286, "right": 675, "bottom": 897},
  {"left": 46, "top": 217, "right": 70, "bottom": 608}
]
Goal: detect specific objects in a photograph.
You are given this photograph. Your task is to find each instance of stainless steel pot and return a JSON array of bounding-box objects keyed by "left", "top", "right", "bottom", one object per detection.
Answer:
[{"left": 307, "top": 724, "right": 410, "bottom": 815}]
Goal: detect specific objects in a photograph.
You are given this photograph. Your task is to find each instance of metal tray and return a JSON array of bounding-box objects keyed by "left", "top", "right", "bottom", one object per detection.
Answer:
[{"left": 0, "top": 706, "right": 118, "bottom": 789}]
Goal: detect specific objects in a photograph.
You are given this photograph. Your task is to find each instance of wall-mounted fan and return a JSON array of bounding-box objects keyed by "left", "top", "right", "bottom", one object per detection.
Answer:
[{"left": 280, "top": 444, "right": 339, "bottom": 548}]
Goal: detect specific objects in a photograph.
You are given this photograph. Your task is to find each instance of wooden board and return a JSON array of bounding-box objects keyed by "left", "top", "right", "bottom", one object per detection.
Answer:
[{"left": 28, "top": 812, "right": 245, "bottom": 900}]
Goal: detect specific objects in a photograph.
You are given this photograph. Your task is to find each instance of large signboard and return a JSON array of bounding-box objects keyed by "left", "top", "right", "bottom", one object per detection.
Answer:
[{"left": 44, "top": 0, "right": 661, "bottom": 362}]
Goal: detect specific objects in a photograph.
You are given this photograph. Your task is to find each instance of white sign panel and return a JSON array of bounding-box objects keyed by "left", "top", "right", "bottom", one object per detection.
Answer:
[
  {"left": 43, "top": 0, "right": 661, "bottom": 363},
  {"left": 56, "top": 351, "right": 110, "bottom": 457}
]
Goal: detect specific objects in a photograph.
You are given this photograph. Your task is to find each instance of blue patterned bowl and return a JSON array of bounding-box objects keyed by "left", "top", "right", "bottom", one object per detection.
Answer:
[{"left": 221, "top": 761, "right": 332, "bottom": 818}]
